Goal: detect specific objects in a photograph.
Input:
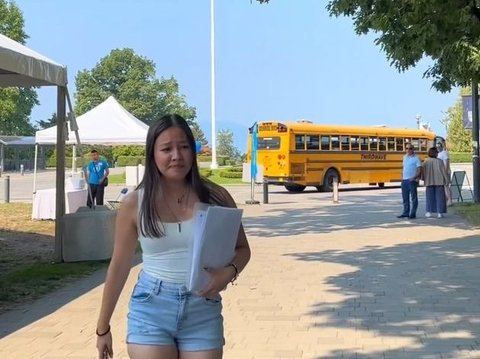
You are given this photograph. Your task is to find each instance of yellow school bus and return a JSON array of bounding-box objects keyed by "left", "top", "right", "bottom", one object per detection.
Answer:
[{"left": 246, "top": 120, "right": 441, "bottom": 192}]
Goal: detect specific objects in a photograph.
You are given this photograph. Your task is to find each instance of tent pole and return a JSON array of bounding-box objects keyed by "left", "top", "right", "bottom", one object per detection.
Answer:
[
  {"left": 0, "top": 143, "right": 4, "bottom": 177},
  {"left": 66, "top": 87, "right": 79, "bottom": 177},
  {"left": 33, "top": 144, "right": 38, "bottom": 194},
  {"left": 72, "top": 144, "right": 76, "bottom": 174},
  {"left": 54, "top": 86, "right": 67, "bottom": 262},
  {"left": 66, "top": 88, "right": 80, "bottom": 144}
]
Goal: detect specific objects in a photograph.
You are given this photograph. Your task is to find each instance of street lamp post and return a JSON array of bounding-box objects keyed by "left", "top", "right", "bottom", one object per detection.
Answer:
[
  {"left": 415, "top": 114, "right": 421, "bottom": 129},
  {"left": 210, "top": 0, "right": 219, "bottom": 169}
]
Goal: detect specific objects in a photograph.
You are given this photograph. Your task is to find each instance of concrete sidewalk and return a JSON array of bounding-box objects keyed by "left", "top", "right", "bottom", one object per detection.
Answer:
[
  {"left": 1, "top": 185, "right": 479, "bottom": 358},
  {"left": 0, "top": 167, "right": 129, "bottom": 203}
]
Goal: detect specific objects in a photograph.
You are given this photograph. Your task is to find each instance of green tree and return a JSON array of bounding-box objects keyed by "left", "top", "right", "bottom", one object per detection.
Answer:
[
  {"left": 190, "top": 122, "right": 208, "bottom": 145},
  {"left": 217, "top": 129, "right": 241, "bottom": 161},
  {"left": 445, "top": 95, "right": 473, "bottom": 153},
  {"left": 74, "top": 48, "right": 204, "bottom": 138},
  {"left": 36, "top": 113, "right": 57, "bottom": 129},
  {"left": 0, "top": 0, "right": 38, "bottom": 136},
  {"left": 322, "top": 0, "right": 480, "bottom": 92}
]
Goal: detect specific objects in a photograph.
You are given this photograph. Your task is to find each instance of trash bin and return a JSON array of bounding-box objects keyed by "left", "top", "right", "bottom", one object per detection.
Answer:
[{"left": 62, "top": 205, "right": 117, "bottom": 262}]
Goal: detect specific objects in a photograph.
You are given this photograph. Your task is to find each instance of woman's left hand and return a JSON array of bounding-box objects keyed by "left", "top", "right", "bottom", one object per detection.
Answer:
[{"left": 197, "top": 266, "right": 235, "bottom": 297}]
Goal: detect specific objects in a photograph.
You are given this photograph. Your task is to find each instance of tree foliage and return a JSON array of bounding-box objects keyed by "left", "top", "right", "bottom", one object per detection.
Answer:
[
  {"left": 217, "top": 129, "right": 241, "bottom": 161},
  {"left": 36, "top": 113, "right": 57, "bottom": 129},
  {"left": 325, "top": 0, "right": 480, "bottom": 92},
  {"left": 0, "top": 0, "right": 28, "bottom": 41},
  {"left": 444, "top": 94, "right": 473, "bottom": 153},
  {"left": 0, "top": 0, "right": 38, "bottom": 136},
  {"left": 74, "top": 48, "right": 205, "bottom": 141},
  {"left": 190, "top": 122, "right": 208, "bottom": 145}
]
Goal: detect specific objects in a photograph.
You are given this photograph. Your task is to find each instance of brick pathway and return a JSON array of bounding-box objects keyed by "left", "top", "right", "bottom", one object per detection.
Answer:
[{"left": 1, "top": 185, "right": 479, "bottom": 358}]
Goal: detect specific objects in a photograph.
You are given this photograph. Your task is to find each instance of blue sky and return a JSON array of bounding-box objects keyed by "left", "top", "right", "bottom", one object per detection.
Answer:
[{"left": 16, "top": 0, "right": 458, "bottom": 152}]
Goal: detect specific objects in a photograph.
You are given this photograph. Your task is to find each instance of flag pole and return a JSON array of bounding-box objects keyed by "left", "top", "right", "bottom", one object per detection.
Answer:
[
  {"left": 210, "top": 0, "right": 218, "bottom": 169},
  {"left": 246, "top": 122, "right": 259, "bottom": 204}
]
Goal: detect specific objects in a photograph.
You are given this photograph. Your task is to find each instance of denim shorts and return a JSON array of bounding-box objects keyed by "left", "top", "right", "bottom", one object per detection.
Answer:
[{"left": 126, "top": 271, "right": 225, "bottom": 351}]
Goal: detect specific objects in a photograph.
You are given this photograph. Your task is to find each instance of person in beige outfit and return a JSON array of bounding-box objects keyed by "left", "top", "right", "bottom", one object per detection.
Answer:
[
  {"left": 436, "top": 142, "right": 453, "bottom": 206},
  {"left": 422, "top": 147, "right": 450, "bottom": 218}
]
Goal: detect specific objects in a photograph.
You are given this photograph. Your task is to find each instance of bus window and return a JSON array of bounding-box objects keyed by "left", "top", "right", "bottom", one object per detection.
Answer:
[
  {"left": 306, "top": 135, "right": 319, "bottom": 150},
  {"left": 369, "top": 137, "right": 378, "bottom": 151},
  {"left": 387, "top": 137, "right": 395, "bottom": 151},
  {"left": 351, "top": 136, "right": 359, "bottom": 151},
  {"left": 396, "top": 138, "right": 404, "bottom": 151},
  {"left": 360, "top": 137, "right": 369, "bottom": 150},
  {"left": 341, "top": 136, "right": 350, "bottom": 151},
  {"left": 295, "top": 134, "right": 305, "bottom": 150},
  {"left": 411, "top": 138, "right": 420, "bottom": 150},
  {"left": 321, "top": 136, "right": 330, "bottom": 150},
  {"left": 420, "top": 138, "right": 428, "bottom": 151},
  {"left": 379, "top": 137, "right": 386, "bottom": 151},
  {"left": 258, "top": 137, "right": 281, "bottom": 150},
  {"left": 331, "top": 136, "right": 340, "bottom": 150}
]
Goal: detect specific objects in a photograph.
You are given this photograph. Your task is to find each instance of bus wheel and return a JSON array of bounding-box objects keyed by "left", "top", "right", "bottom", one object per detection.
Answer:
[
  {"left": 284, "top": 184, "right": 306, "bottom": 192},
  {"left": 378, "top": 182, "right": 385, "bottom": 188},
  {"left": 322, "top": 169, "right": 339, "bottom": 192}
]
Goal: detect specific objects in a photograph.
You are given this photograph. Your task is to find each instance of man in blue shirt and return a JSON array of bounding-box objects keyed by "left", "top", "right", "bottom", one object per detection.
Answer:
[
  {"left": 85, "top": 149, "right": 110, "bottom": 208},
  {"left": 397, "top": 144, "right": 422, "bottom": 219}
]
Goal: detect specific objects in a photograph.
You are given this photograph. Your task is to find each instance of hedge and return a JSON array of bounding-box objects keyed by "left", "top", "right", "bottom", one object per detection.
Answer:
[
  {"left": 197, "top": 155, "right": 230, "bottom": 166},
  {"left": 219, "top": 171, "right": 242, "bottom": 178},
  {"left": 200, "top": 168, "right": 213, "bottom": 177},
  {"left": 450, "top": 152, "right": 473, "bottom": 163},
  {"left": 225, "top": 166, "right": 243, "bottom": 173},
  {"left": 219, "top": 166, "right": 243, "bottom": 178},
  {"left": 115, "top": 156, "right": 145, "bottom": 167},
  {"left": 197, "top": 155, "right": 211, "bottom": 162},
  {"left": 46, "top": 157, "right": 87, "bottom": 168}
]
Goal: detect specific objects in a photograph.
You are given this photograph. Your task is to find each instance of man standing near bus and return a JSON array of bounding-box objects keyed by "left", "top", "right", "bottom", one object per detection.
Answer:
[{"left": 397, "top": 144, "right": 422, "bottom": 219}]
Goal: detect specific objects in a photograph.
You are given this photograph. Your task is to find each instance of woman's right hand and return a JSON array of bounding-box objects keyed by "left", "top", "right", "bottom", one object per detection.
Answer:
[{"left": 96, "top": 332, "right": 113, "bottom": 359}]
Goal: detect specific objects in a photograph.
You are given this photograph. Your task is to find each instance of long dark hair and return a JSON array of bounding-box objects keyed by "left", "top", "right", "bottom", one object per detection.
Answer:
[{"left": 138, "top": 114, "right": 227, "bottom": 238}]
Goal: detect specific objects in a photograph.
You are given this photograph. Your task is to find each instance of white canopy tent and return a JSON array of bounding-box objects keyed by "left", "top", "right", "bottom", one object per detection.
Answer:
[
  {"left": 35, "top": 96, "right": 149, "bottom": 145},
  {"left": 33, "top": 96, "right": 149, "bottom": 192},
  {"left": 0, "top": 33, "right": 68, "bottom": 261},
  {"left": 0, "top": 33, "right": 67, "bottom": 87}
]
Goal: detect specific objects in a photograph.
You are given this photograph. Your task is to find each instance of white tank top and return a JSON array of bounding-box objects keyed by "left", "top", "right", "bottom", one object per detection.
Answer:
[{"left": 137, "top": 189, "right": 194, "bottom": 284}]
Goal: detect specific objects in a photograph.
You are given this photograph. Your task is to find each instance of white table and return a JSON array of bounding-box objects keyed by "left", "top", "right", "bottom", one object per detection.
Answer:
[{"left": 32, "top": 188, "right": 88, "bottom": 220}]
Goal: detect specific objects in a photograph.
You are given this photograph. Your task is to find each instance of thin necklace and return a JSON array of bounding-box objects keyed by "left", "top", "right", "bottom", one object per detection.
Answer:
[
  {"left": 163, "top": 187, "right": 190, "bottom": 233},
  {"left": 177, "top": 191, "right": 188, "bottom": 205}
]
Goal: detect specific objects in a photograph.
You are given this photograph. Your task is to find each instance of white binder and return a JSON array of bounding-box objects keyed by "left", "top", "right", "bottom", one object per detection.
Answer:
[{"left": 187, "top": 204, "right": 243, "bottom": 292}]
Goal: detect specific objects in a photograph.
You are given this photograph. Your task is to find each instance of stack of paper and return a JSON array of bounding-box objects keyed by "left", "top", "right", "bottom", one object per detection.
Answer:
[{"left": 187, "top": 204, "right": 243, "bottom": 292}]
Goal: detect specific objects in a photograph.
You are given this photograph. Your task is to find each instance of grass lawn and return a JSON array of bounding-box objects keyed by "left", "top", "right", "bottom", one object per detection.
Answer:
[
  {"left": 108, "top": 172, "right": 125, "bottom": 184},
  {"left": 207, "top": 170, "right": 245, "bottom": 185},
  {"left": 0, "top": 203, "right": 108, "bottom": 314},
  {"left": 451, "top": 202, "right": 480, "bottom": 227},
  {"left": 109, "top": 169, "right": 246, "bottom": 186}
]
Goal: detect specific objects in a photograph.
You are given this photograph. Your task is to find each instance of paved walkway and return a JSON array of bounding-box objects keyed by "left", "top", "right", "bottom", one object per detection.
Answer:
[
  {"left": 1, "top": 185, "right": 479, "bottom": 358},
  {"left": 0, "top": 167, "right": 129, "bottom": 203}
]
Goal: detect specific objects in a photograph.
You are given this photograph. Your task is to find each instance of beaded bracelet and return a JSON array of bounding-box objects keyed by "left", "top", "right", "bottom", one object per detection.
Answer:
[
  {"left": 96, "top": 325, "right": 111, "bottom": 337},
  {"left": 227, "top": 262, "right": 239, "bottom": 284}
]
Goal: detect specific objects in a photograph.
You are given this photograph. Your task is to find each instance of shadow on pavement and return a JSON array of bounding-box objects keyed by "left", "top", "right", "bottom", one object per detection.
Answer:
[
  {"left": 0, "top": 255, "right": 141, "bottom": 339},
  {"left": 243, "top": 191, "right": 473, "bottom": 238},
  {"left": 288, "top": 235, "right": 480, "bottom": 358}
]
